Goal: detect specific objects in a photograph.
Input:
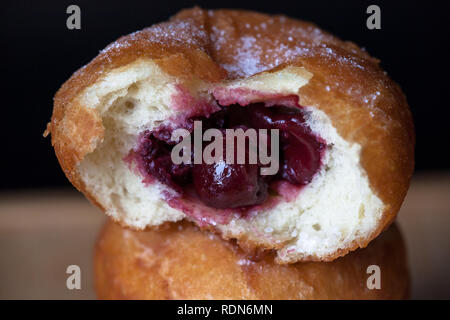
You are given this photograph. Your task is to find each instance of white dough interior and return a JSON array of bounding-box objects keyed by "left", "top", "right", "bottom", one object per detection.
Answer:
[{"left": 77, "top": 59, "right": 384, "bottom": 262}]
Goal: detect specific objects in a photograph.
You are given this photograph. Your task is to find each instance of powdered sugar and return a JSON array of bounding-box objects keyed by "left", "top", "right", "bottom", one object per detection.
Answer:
[
  {"left": 101, "top": 20, "right": 209, "bottom": 57},
  {"left": 100, "top": 10, "right": 370, "bottom": 81},
  {"left": 205, "top": 13, "right": 352, "bottom": 78},
  {"left": 221, "top": 36, "right": 266, "bottom": 76},
  {"left": 145, "top": 20, "right": 208, "bottom": 46}
]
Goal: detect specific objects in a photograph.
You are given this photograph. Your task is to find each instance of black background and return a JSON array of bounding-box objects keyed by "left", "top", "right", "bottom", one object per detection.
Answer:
[{"left": 1, "top": 0, "right": 448, "bottom": 189}]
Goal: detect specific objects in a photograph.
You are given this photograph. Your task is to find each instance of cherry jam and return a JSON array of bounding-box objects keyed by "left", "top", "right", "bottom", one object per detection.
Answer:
[{"left": 133, "top": 103, "right": 325, "bottom": 209}]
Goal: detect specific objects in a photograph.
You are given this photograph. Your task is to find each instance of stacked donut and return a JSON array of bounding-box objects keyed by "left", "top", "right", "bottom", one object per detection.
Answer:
[{"left": 47, "top": 8, "right": 414, "bottom": 299}]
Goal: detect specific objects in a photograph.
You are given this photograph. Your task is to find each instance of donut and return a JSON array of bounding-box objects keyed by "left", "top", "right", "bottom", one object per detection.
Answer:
[
  {"left": 94, "top": 220, "right": 409, "bottom": 299},
  {"left": 46, "top": 8, "right": 414, "bottom": 262}
]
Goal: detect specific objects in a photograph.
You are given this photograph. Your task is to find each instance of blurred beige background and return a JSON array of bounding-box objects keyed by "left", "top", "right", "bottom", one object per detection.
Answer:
[{"left": 0, "top": 172, "right": 449, "bottom": 299}]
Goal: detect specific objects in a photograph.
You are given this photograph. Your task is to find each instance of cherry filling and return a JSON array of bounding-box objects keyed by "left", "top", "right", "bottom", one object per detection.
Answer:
[
  {"left": 133, "top": 103, "right": 325, "bottom": 210},
  {"left": 192, "top": 127, "right": 269, "bottom": 209}
]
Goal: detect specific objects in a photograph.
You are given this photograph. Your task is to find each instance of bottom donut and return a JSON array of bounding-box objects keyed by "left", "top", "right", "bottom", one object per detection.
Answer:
[{"left": 94, "top": 220, "right": 409, "bottom": 300}]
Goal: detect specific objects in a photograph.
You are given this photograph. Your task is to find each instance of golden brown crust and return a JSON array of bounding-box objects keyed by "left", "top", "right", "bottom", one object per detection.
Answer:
[
  {"left": 49, "top": 8, "right": 414, "bottom": 260},
  {"left": 94, "top": 220, "right": 409, "bottom": 300}
]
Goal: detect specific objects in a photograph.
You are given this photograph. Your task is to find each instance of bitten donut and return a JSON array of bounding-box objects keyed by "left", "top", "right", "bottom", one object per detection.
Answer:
[
  {"left": 94, "top": 220, "right": 409, "bottom": 300},
  {"left": 47, "top": 8, "right": 414, "bottom": 263}
]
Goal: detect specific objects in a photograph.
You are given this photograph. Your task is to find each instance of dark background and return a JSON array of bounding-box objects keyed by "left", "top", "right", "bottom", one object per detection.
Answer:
[{"left": 1, "top": 0, "right": 448, "bottom": 189}]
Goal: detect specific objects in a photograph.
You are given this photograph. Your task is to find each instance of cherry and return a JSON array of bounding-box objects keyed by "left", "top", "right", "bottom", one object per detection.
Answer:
[
  {"left": 192, "top": 128, "right": 269, "bottom": 209},
  {"left": 281, "top": 132, "right": 323, "bottom": 184},
  {"left": 193, "top": 160, "right": 268, "bottom": 209},
  {"left": 133, "top": 101, "right": 325, "bottom": 211},
  {"left": 137, "top": 133, "right": 192, "bottom": 192},
  {"left": 230, "top": 104, "right": 324, "bottom": 185}
]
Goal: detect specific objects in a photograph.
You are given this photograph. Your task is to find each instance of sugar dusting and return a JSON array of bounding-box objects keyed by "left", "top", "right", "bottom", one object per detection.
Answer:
[
  {"left": 221, "top": 36, "right": 266, "bottom": 76},
  {"left": 102, "top": 20, "right": 209, "bottom": 54},
  {"left": 99, "top": 9, "right": 371, "bottom": 82},
  {"left": 91, "top": 8, "right": 386, "bottom": 118},
  {"left": 206, "top": 12, "right": 341, "bottom": 78},
  {"left": 95, "top": 9, "right": 385, "bottom": 121}
]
